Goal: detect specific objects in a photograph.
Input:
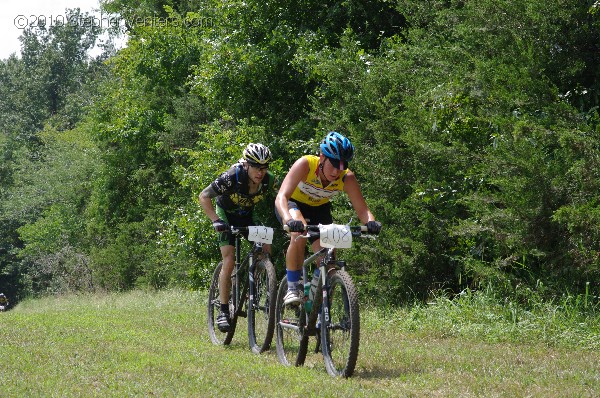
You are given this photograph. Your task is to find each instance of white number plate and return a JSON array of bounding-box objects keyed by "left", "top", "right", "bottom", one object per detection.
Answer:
[
  {"left": 247, "top": 226, "right": 274, "bottom": 244},
  {"left": 319, "top": 224, "right": 352, "bottom": 249}
]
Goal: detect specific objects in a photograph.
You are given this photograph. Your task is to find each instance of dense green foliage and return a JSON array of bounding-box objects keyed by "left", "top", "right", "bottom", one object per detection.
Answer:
[{"left": 1, "top": 1, "right": 599, "bottom": 308}]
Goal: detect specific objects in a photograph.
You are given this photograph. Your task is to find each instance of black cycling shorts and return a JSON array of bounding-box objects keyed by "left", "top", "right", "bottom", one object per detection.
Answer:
[
  {"left": 216, "top": 206, "right": 254, "bottom": 247},
  {"left": 276, "top": 200, "right": 332, "bottom": 243}
]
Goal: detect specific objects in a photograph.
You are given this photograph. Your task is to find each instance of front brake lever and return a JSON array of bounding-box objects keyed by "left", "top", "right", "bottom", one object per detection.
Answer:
[{"left": 295, "top": 232, "right": 311, "bottom": 241}]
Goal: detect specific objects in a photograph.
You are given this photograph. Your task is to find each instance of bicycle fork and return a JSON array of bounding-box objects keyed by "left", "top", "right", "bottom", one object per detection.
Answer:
[
  {"left": 233, "top": 235, "right": 241, "bottom": 315},
  {"left": 314, "top": 259, "right": 347, "bottom": 353},
  {"left": 247, "top": 251, "right": 257, "bottom": 313}
]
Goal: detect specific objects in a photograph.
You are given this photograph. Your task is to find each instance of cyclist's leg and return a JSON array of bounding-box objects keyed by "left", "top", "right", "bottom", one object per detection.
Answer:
[
  {"left": 276, "top": 202, "right": 306, "bottom": 304},
  {"left": 216, "top": 207, "right": 240, "bottom": 327},
  {"left": 262, "top": 243, "right": 272, "bottom": 255},
  {"left": 286, "top": 207, "right": 307, "bottom": 269},
  {"left": 307, "top": 202, "right": 334, "bottom": 265},
  {"left": 284, "top": 208, "right": 306, "bottom": 303},
  {"left": 218, "top": 245, "right": 235, "bottom": 306}
]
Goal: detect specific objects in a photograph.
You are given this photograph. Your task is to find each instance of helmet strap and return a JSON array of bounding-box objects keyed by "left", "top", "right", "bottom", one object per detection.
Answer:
[{"left": 318, "top": 161, "right": 331, "bottom": 186}]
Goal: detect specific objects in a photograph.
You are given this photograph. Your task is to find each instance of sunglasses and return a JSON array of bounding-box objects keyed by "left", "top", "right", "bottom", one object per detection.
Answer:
[
  {"left": 327, "top": 157, "right": 348, "bottom": 170},
  {"left": 249, "top": 163, "right": 269, "bottom": 171}
]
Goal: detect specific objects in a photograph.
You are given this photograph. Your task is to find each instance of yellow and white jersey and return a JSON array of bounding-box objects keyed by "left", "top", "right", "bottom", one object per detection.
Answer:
[{"left": 290, "top": 155, "right": 348, "bottom": 206}]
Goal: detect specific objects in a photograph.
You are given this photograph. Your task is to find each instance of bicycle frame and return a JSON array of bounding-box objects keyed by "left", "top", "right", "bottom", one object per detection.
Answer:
[{"left": 299, "top": 226, "right": 361, "bottom": 326}]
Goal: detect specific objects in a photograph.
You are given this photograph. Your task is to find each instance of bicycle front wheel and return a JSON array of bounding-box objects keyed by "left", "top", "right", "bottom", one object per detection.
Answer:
[
  {"left": 247, "top": 256, "right": 277, "bottom": 354},
  {"left": 275, "top": 276, "right": 308, "bottom": 366},
  {"left": 321, "top": 270, "right": 360, "bottom": 378},
  {"left": 207, "top": 262, "right": 238, "bottom": 345}
]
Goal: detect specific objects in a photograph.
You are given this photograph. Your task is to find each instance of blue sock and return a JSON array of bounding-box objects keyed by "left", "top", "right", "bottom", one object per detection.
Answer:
[{"left": 287, "top": 269, "right": 302, "bottom": 291}]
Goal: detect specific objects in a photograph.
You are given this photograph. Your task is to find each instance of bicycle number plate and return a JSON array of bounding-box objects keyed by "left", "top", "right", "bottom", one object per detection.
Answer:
[
  {"left": 319, "top": 224, "right": 352, "bottom": 249},
  {"left": 248, "top": 226, "right": 274, "bottom": 244}
]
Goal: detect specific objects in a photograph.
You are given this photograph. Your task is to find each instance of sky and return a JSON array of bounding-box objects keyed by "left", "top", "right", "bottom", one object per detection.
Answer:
[{"left": 0, "top": 0, "right": 125, "bottom": 60}]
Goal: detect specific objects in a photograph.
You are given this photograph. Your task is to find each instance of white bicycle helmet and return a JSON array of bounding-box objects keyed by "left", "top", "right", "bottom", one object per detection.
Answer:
[{"left": 242, "top": 143, "right": 272, "bottom": 165}]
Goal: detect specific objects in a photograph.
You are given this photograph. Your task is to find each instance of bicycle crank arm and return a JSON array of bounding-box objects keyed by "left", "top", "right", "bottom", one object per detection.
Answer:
[{"left": 278, "top": 320, "right": 301, "bottom": 332}]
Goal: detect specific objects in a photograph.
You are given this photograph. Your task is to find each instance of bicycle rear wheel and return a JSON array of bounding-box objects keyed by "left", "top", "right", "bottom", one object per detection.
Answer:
[
  {"left": 248, "top": 256, "right": 277, "bottom": 354},
  {"left": 207, "top": 262, "right": 238, "bottom": 345},
  {"left": 275, "top": 275, "right": 308, "bottom": 366},
  {"left": 321, "top": 270, "right": 360, "bottom": 378}
]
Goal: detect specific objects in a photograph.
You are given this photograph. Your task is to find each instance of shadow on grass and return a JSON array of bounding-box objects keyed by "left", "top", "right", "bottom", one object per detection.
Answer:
[{"left": 355, "top": 364, "right": 425, "bottom": 379}]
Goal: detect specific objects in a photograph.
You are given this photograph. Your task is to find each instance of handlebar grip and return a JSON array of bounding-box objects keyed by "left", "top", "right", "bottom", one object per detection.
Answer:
[{"left": 283, "top": 223, "right": 308, "bottom": 233}]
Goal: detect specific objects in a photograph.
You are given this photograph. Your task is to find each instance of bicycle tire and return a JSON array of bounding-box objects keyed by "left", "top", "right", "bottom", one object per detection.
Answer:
[
  {"left": 247, "top": 256, "right": 277, "bottom": 354},
  {"left": 275, "top": 275, "right": 308, "bottom": 366},
  {"left": 207, "top": 262, "right": 238, "bottom": 345},
  {"left": 321, "top": 270, "right": 360, "bottom": 378}
]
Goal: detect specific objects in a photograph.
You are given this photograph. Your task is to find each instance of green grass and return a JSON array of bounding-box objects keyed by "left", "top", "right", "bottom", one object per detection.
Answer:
[{"left": 1, "top": 289, "right": 598, "bottom": 397}]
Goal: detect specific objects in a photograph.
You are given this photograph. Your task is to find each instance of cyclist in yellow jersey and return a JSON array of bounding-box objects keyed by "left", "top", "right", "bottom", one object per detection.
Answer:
[
  {"left": 275, "top": 131, "right": 382, "bottom": 305},
  {"left": 289, "top": 154, "right": 348, "bottom": 206}
]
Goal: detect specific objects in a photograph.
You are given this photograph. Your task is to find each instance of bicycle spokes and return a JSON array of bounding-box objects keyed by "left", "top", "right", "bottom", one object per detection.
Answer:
[
  {"left": 275, "top": 276, "right": 309, "bottom": 366},
  {"left": 321, "top": 270, "right": 360, "bottom": 378},
  {"left": 248, "top": 258, "right": 277, "bottom": 354}
]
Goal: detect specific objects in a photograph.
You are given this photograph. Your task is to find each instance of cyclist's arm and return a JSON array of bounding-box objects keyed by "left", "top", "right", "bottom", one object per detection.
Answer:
[
  {"left": 199, "top": 185, "right": 220, "bottom": 222},
  {"left": 343, "top": 171, "right": 376, "bottom": 225},
  {"left": 200, "top": 167, "right": 237, "bottom": 222},
  {"left": 275, "top": 157, "right": 310, "bottom": 224}
]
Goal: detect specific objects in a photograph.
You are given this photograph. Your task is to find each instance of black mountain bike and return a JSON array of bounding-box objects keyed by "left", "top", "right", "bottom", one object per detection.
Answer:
[
  {"left": 207, "top": 226, "right": 277, "bottom": 354},
  {"left": 275, "top": 224, "right": 375, "bottom": 377}
]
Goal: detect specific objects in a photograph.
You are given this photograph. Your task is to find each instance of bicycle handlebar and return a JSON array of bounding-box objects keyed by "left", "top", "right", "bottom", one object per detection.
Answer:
[
  {"left": 228, "top": 224, "right": 377, "bottom": 237},
  {"left": 226, "top": 226, "right": 272, "bottom": 231},
  {"left": 283, "top": 224, "right": 371, "bottom": 234},
  {"left": 228, "top": 226, "right": 250, "bottom": 233}
]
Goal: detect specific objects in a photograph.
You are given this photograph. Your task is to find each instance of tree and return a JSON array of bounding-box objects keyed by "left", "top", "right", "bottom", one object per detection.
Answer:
[
  {"left": 0, "top": 9, "right": 105, "bottom": 297},
  {"left": 297, "top": 0, "right": 600, "bottom": 300}
]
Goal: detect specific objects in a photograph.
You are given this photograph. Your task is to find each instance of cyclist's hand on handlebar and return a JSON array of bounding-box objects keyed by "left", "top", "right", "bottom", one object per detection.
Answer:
[
  {"left": 212, "top": 218, "right": 229, "bottom": 232},
  {"left": 366, "top": 220, "right": 382, "bottom": 234},
  {"left": 285, "top": 219, "right": 305, "bottom": 232}
]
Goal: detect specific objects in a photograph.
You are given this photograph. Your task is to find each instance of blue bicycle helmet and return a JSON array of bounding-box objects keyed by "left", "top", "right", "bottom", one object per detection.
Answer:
[{"left": 320, "top": 131, "right": 355, "bottom": 163}]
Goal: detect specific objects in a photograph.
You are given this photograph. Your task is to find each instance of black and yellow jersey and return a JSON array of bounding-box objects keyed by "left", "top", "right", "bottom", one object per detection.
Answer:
[{"left": 211, "top": 163, "right": 275, "bottom": 215}]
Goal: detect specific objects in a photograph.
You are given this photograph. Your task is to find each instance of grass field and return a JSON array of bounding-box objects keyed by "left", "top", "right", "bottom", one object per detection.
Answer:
[{"left": 0, "top": 289, "right": 598, "bottom": 397}]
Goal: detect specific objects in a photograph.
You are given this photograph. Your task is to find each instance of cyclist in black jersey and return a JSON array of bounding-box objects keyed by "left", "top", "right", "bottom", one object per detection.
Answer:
[{"left": 199, "top": 143, "right": 275, "bottom": 332}]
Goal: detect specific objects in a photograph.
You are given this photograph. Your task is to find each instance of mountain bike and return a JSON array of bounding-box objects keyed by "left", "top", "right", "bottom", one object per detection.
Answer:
[
  {"left": 207, "top": 226, "right": 277, "bottom": 354},
  {"left": 275, "top": 223, "right": 375, "bottom": 377}
]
